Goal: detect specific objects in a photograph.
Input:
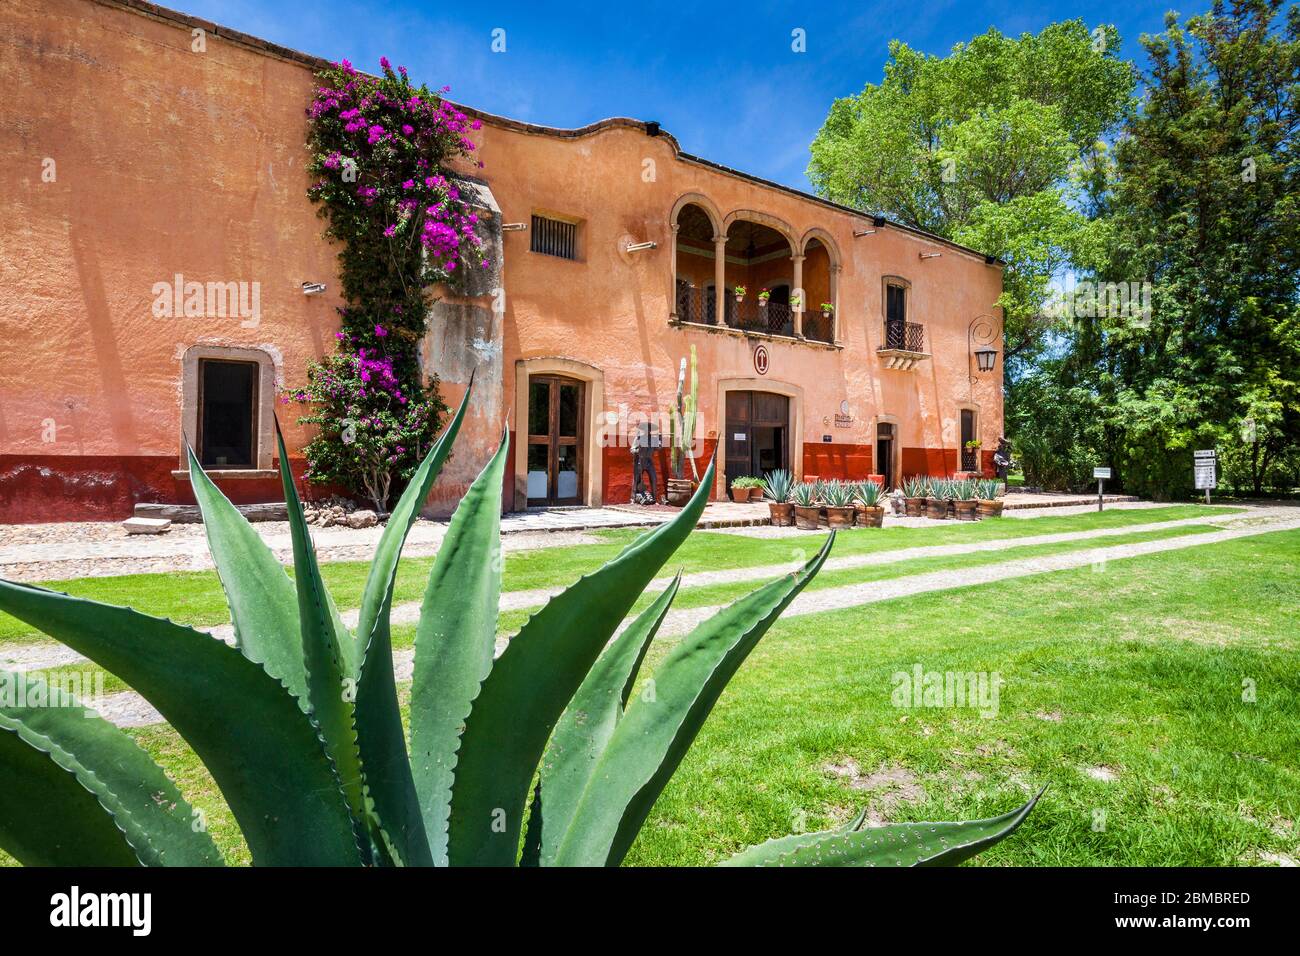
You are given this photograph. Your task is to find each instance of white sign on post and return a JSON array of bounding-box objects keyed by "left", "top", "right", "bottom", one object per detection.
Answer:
[
  {"left": 1193, "top": 450, "right": 1217, "bottom": 490},
  {"left": 1093, "top": 467, "right": 1112, "bottom": 479}
]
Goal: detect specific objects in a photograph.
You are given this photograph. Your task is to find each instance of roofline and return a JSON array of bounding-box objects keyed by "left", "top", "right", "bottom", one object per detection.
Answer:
[{"left": 94, "top": 0, "right": 1001, "bottom": 266}]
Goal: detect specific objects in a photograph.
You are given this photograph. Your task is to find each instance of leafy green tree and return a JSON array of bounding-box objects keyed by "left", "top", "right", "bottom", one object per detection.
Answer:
[
  {"left": 808, "top": 20, "right": 1135, "bottom": 363},
  {"left": 1073, "top": 0, "right": 1299, "bottom": 498}
]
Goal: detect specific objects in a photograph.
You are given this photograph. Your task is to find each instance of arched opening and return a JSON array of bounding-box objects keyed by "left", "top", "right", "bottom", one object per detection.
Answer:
[
  {"left": 720, "top": 218, "right": 796, "bottom": 334},
  {"left": 673, "top": 201, "right": 719, "bottom": 324}
]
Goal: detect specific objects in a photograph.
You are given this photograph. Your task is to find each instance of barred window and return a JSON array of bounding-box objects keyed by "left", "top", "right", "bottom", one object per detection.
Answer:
[{"left": 530, "top": 214, "right": 578, "bottom": 260}]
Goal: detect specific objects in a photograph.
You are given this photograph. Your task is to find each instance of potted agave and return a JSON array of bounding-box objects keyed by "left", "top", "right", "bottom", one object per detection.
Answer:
[
  {"left": 976, "top": 478, "right": 1005, "bottom": 518},
  {"left": 791, "top": 481, "right": 821, "bottom": 530},
  {"left": 901, "top": 475, "right": 928, "bottom": 517},
  {"left": 764, "top": 468, "right": 794, "bottom": 525},
  {"left": 952, "top": 478, "right": 979, "bottom": 521},
  {"left": 926, "top": 477, "right": 950, "bottom": 520},
  {"left": 854, "top": 479, "right": 885, "bottom": 528},
  {"left": 821, "top": 480, "right": 856, "bottom": 529}
]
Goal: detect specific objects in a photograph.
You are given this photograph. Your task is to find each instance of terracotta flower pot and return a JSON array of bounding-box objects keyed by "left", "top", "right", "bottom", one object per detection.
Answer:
[
  {"left": 768, "top": 502, "right": 794, "bottom": 526},
  {"left": 825, "top": 506, "right": 856, "bottom": 529},
  {"left": 749, "top": 487, "right": 765, "bottom": 502},
  {"left": 666, "top": 477, "right": 694, "bottom": 507},
  {"left": 925, "top": 498, "right": 949, "bottom": 519},
  {"left": 793, "top": 505, "right": 821, "bottom": 530},
  {"left": 977, "top": 499, "right": 1004, "bottom": 518},
  {"left": 954, "top": 500, "right": 978, "bottom": 521},
  {"left": 904, "top": 497, "right": 925, "bottom": 517},
  {"left": 855, "top": 504, "right": 885, "bottom": 528}
]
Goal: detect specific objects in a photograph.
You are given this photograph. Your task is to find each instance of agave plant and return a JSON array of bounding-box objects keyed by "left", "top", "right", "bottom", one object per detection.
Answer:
[
  {"left": 791, "top": 482, "right": 818, "bottom": 508},
  {"left": 951, "top": 478, "right": 977, "bottom": 501},
  {"left": 902, "top": 475, "right": 929, "bottom": 499},
  {"left": 0, "top": 389, "right": 1037, "bottom": 866},
  {"left": 855, "top": 480, "right": 883, "bottom": 507},
  {"left": 820, "top": 480, "right": 854, "bottom": 508},
  {"left": 977, "top": 478, "right": 1003, "bottom": 500},
  {"left": 763, "top": 468, "right": 793, "bottom": 503}
]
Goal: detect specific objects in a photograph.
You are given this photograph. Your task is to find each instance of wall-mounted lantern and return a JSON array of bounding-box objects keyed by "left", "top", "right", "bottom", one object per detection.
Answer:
[{"left": 975, "top": 347, "right": 998, "bottom": 372}]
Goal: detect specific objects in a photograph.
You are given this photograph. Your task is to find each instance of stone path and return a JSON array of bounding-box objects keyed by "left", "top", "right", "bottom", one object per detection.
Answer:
[{"left": 7, "top": 506, "right": 1296, "bottom": 729}]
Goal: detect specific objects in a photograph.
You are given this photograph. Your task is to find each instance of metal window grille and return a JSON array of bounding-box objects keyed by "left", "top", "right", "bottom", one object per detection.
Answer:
[{"left": 530, "top": 215, "right": 578, "bottom": 259}]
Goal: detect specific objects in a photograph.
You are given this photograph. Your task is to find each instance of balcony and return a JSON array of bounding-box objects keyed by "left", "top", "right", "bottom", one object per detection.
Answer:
[
  {"left": 675, "top": 287, "right": 835, "bottom": 344},
  {"left": 877, "top": 319, "right": 929, "bottom": 369}
]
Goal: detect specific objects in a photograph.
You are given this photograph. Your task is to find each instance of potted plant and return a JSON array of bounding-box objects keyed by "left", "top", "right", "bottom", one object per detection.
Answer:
[
  {"left": 952, "top": 478, "right": 979, "bottom": 521},
  {"left": 791, "top": 482, "right": 820, "bottom": 530},
  {"left": 821, "top": 480, "right": 856, "bottom": 529},
  {"left": 820, "top": 302, "right": 835, "bottom": 319},
  {"left": 854, "top": 479, "right": 885, "bottom": 527},
  {"left": 729, "top": 476, "right": 749, "bottom": 501},
  {"left": 976, "top": 478, "right": 1004, "bottom": 518},
  {"left": 764, "top": 468, "right": 794, "bottom": 525},
  {"left": 901, "top": 475, "right": 928, "bottom": 517},
  {"left": 925, "top": 477, "right": 950, "bottom": 519},
  {"left": 733, "top": 285, "right": 746, "bottom": 303},
  {"left": 790, "top": 292, "right": 803, "bottom": 311},
  {"left": 749, "top": 477, "right": 767, "bottom": 502},
  {"left": 757, "top": 288, "right": 771, "bottom": 308}
]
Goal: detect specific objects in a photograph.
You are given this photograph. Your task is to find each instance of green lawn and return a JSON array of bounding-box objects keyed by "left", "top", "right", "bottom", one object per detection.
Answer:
[
  {"left": 2, "top": 517, "right": 1289, "bottom": 868},
  {"left": 0, "top": 504, "right": 1238, "bottom": 646}
]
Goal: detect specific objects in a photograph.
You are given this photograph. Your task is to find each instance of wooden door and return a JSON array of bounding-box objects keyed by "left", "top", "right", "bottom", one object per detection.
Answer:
[
  {"left": 526, "top": 376, "right": 584, "bottom": 506},
  {"left": 725, "top": 391, "right": 789, "bottom": 489}
]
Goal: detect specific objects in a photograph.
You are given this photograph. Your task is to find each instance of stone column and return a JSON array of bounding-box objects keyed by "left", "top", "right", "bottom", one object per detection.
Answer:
[
  {"left": 791, "top": 253, "right": 805, "bottom": 337},
  {"left": 830, "top": 262, "right": 842, "bottom": 345},
  {"left": 713, "top": 234, "right": 727, "bottom": 326}
]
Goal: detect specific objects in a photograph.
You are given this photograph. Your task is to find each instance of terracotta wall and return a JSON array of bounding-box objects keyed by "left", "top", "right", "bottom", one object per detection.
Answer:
[{"left": 0, "top": 0, "right": 1004, "bottom": 522}]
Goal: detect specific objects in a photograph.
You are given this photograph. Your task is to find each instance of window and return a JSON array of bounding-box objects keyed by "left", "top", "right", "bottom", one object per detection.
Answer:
[
  {"left": 198, "top": 359, "right": 258, "bottom": 468},
  {"left": 886, "top": 284, "right": 906, "bottom": 322},
  {"left": 530, "top": 214, "right": 578, "bottom": 260}
]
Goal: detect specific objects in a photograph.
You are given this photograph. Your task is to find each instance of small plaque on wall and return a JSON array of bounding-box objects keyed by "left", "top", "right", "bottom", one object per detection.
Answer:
[{"left": 822, "top": 435, "right": 832, "bottom": 443}]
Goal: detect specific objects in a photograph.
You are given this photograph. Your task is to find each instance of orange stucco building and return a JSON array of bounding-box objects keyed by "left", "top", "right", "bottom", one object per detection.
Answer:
[{"left": 0, "top": 0, "right": 1004, "bottom": 523}]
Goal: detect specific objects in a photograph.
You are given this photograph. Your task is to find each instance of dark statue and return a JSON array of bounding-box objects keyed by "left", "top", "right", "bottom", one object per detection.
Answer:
[
  {"left": 993, "top": 437, "right": 1012, "bottom": 481},
  {"left": 631, "top": 421, "right": 660, "bottom": 505}
]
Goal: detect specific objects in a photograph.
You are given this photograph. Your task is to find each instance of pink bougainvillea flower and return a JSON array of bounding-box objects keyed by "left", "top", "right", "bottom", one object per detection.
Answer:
[{"left": 374, "top": 324, "right": 388, "bottom": 337}]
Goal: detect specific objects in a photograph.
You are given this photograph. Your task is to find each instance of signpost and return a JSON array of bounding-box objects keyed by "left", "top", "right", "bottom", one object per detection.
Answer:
[
  {"left": 1194, "top": 450, "right": 1217, "bottom": 504},
  {"left": 1093, "top": 466, "right": 1112, "bottom": 511}
]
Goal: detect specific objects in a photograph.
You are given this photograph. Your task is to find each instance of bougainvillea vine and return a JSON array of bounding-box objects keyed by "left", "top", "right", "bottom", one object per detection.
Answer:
[{"left": 287, "top": 57, "right": 490, "bottom": 510}]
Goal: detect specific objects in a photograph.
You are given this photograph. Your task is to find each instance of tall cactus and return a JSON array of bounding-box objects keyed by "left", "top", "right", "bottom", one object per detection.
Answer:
[{"left": 0, "top": 384, "right": 1037, "bottom": 866}]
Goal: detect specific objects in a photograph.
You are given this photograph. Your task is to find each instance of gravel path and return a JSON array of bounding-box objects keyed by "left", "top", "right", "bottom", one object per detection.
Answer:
[{"left": 7, "top": 507, "right": 1296, "bottom": 729}]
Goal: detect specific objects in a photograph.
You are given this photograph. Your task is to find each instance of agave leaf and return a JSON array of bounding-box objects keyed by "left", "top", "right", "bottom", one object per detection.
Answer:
[
  {"left": 409, "top": 429, "right": 510, "bottom": 865},
  {"left": 186, "top": 445, "right": 307, "bottom": 703},
  {"left": 0, "top": 581, "right": 361, "bottom": 865},
  {"left": 720, "top": 789, "right": 1043, "bottom": 866},
  {"left": 519, "top": 782, "right": 544, "bottom": 868},
  {"left": 447, "top": 457, "right": 718, "bottom": 866},
  {"left": 537, "top": 575, "right": 681, "bottom": 865},
  {"left": 274, "top": 423, "right": 373, "bottom": 857},
  {"left": 0, "top": 671, "right": 224, "bottom": 866},
  {"left": 554, "top": 535, "right": 835, "bottom": 866},
  {"left": 350, "top": 393, "right": 473, "bottom": 869}
]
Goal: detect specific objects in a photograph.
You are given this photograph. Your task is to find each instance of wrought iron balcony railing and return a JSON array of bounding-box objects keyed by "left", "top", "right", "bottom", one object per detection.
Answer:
[{"left": 880, "top": 319, "right": 925, "bottom": 353}]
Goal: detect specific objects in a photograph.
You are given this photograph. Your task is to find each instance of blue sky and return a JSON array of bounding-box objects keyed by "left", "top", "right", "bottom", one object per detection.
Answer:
[{"left": 184, "top": 0, "right": 1180, "bottom": 191}]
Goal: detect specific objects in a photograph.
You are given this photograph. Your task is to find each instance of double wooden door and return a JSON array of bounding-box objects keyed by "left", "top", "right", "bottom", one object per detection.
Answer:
[{"left": 725, "top": 391, "right": 789, "bottom": 489}]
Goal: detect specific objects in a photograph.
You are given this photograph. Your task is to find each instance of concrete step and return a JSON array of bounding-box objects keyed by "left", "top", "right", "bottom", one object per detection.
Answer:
[{"left": 134, "top": 501, "right": 289, "bottom": 523}]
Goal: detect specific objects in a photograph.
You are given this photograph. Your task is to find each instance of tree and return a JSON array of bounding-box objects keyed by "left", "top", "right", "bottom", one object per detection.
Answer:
[
  {"left": 1072, "top": 0, "right": 1300, "bottom": 498},
  {"left": 808, "top": 20, "right": 1135, "bottom": 365}
]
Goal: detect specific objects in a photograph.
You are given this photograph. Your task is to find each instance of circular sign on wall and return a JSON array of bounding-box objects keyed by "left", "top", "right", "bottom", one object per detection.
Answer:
[{"left": 753, "top": 344, "right": 769, "bottom": 375}]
